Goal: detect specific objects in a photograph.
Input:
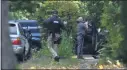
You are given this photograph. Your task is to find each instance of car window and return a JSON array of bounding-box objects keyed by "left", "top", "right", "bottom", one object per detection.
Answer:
[
  {"left": 9, "top": 24, "right": 17, "bottom": 35},
  {"left": 30, "top": 29, "right": 40, "bottom": 33},
  {"left": 20, "top": 23, "right": 28, "bottom": 27},
  {"left": 20, "top": 22, "right": 38, "bottom": 27}
]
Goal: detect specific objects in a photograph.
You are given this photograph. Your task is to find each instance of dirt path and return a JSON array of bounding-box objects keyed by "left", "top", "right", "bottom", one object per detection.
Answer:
[{"left": 79, "top": 55, "right": 99, "bottom": 69}]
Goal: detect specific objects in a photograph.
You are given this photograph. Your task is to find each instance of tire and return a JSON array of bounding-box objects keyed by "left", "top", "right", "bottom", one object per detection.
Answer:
[
  {"left": 17, "top": 54, "right": 24, "bottom": 62},
  {"left": 17, "top": 48, "right": 25, "bottom": 62},
  {"left": 37, "top": 44, "right": 41, "bottom": 51}
]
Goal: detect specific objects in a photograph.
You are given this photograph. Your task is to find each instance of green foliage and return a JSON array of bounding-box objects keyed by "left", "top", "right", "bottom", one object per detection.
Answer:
[
  {"left": 117, "top": 1, "right": 127, "bottom": 63},
  {"left": 99, "top": 1, "right": 123, "bottom": 61},
  {"left": 9, "top": 1, "right": 41, "bottom": 13},
  {"left": 41, "top": 40, "right": 51, "bottom": 56},
  {"left": 32, "top": 39, "right": 51, "bottom": 58},
  {"left": 8, "top": 11, "right": 29, "bottom": 20},
  {"left": 82, "top": 1, "right": 104, "bottom": 27},
  {"left": 9, "top": 1, "right": 127, "bottom": 65},
  {"left": 59, "top": 31, "right": 74, "bottom": 57}
]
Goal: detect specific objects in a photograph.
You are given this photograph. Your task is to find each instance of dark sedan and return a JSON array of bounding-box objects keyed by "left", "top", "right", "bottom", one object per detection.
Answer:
[{"left": 17, "top": 20, "right": 42, "bottom": 50}]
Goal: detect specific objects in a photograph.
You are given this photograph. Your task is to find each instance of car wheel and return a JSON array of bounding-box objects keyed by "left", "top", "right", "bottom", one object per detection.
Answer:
[
  {"left": 37, "top": 45, "right": 41, "bottom": 51},
  {"left": 17, "top": 48, "right": 25, "bottom": 62}
]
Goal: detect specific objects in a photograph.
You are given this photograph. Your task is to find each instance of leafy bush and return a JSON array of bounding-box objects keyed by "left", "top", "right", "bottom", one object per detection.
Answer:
[
  {"left": 32, "top": 39, "right": 51, "bottom": 58},
  {"left": 99, "top": 1, "right": 123, "bottom": 62},
  {"left": 59, "top": 31, "right": 75, "bottom": 58}
]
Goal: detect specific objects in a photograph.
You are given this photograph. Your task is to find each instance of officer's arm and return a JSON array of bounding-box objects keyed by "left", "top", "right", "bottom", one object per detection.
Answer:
[
  {"left": 59, "top": 19, "right": 66, "bottom": 30},
  {"left": 43, "top": 18, "right": 52, "bottom": 24}
]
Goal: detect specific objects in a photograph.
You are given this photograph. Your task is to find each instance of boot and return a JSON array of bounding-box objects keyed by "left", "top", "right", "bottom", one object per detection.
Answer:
[{"left": 54, "top": 56, "right": 60, "bottom": 62}]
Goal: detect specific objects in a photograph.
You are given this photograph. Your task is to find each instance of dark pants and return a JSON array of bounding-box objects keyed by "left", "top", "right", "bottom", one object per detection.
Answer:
[{"left": 77, "top": 34, "right": 84, "bottom": 57}]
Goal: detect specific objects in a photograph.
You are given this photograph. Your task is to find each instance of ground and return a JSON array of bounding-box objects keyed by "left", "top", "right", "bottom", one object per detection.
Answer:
[
  {"left": 17, "top": 47, "right": 126, "bottom": 69},
  {"left": 19, "top": 55, "right": 79, "bottom": 69},
  {"left": 18, "top": 53, "right": 126, "bottom": 69},
  {"left": 18, "top": 53, "right": 99, "bottom": 69}
]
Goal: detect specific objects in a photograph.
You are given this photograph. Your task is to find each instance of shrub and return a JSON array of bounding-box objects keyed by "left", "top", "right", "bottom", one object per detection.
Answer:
[{"left": 59, "top": 30, "right": 75, "bottom": 58}]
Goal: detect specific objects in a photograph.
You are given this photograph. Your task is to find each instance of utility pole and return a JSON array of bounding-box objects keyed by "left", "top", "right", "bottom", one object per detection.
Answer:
[{"left": 1, "top": 1, "right": 17, "bottom": 69}]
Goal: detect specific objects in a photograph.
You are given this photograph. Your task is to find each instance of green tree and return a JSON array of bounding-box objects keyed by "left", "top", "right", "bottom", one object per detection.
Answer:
[
  {"left": 81, "top": 1, "right": 104, "bottom": 27},
  {"left": 99, "top": 1, "right": 123, "bottom": 63}
]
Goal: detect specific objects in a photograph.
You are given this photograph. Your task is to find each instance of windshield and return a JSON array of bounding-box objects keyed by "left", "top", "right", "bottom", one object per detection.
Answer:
[{"left": 9, "top": 24, "right": 17, "bottom": 35}]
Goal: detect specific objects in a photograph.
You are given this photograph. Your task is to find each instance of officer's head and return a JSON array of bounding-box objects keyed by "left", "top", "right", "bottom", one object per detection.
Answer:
[
  {"left": 52, "top": 10, "right": 58, "bottom": 16},
  {"left": 76, "top": 17, "right": 83, "bottom": 23}
]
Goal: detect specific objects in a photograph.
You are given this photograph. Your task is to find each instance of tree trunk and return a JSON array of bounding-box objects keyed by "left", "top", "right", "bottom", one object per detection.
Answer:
[{"left": 1, "top": 1, "right": 17, "bottom": 69}]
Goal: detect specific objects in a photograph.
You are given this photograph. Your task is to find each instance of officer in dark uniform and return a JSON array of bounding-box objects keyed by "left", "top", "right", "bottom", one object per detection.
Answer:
[{"left": 43, "top": 10, "right": 64, "bottom": 62}]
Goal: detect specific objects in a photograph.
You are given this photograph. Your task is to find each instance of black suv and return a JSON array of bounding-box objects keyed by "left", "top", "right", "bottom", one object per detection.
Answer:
[{"left": 17, "top": 20, "right": 42, "bottom": 50}]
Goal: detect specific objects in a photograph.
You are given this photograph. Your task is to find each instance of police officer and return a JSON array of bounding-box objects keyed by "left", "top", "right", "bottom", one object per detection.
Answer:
[
  {"left": 76, "top": 17, "right": 86, "bottom": 59},
  {"left": 43, "top": 10, "right": 64, "bottom": 62}
]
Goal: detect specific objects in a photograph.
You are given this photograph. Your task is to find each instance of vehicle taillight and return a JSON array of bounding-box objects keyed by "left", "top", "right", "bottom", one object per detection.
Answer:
[{"left": 12, "top": 37, "right": 21, "bottom": 45}]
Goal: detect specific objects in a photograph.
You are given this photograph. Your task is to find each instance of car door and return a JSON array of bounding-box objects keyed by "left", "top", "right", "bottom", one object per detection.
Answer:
[
  {"left": 18, "top": 24, "right": 26, "bottom": 47},
  {"left": 18, "top": 24, "right": 30, "bottom": 55}
]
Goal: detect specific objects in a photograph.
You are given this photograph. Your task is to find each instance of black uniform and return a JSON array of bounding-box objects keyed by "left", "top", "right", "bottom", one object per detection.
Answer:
[
  {"left": 44, "top": 15, "right": 64, "bottom": 33},
  {"left": 43, "top": 13, "right": 64, "bottom": 62},
  {"left": 44, "top": 15, "right": 64, "bottom": 44}
]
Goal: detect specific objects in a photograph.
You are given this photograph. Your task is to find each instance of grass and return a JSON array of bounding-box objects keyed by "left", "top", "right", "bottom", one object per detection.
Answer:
[
  {"left": 19, "top": 54, "right": 79, "bottom": 69},
  {"left": 59, "top": 31, "right": 74, "bottom": 57}
]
